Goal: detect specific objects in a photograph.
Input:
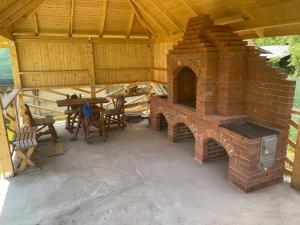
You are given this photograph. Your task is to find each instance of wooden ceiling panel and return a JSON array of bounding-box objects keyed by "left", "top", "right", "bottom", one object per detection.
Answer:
[
  {"left": 73, "top": 0, "right": 102, "bottom": 33},
  {"left": 104, "top": 0, "right": 131, "bottom": 35},
  {"left": 1, "top": 0, "right": 300, "bottom": 40},
  {"left": 36, "top": 0, "right": 70, "bottom": 33},
  {"left": 131, "top": 16, "right": 148, "bottom": 36}
]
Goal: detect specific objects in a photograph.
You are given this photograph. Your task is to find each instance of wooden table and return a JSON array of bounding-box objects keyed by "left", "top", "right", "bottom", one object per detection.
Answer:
[{"left": 57, "top": 97, "right": 109, "bottom": 141}]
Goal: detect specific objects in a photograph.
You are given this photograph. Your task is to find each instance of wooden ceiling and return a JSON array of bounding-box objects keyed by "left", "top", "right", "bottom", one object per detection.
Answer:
[{"left": 0, "top": 0, "right": 300, "bottom": 41}]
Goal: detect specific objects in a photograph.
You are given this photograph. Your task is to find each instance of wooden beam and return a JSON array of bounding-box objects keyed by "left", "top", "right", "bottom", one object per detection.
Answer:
[
  {"left": 128, "top": 0, "right": 156, "bottom": 37},
  {"left": 33, "top": 12, "right": 39, "bottom": 35},
  {"left": 131, "top": 0, "right": 170, "bottom": 35},
  {"left": 26, "top": 103, "right": 65, "bottom": 115},
  {"left": 0, "top": 102, "right": 14, "bottom": 177},
  {"left": 149, "top": 0, "right": 183, "bottom": 32},
  {"left": 0, "top": 0, "right": 31, "bottom": 24},
  {"left": 230, "top": 10, "right": 300, "bottom": 33},
  {"left": 9, "top": 41, "right": 22, "bottom": 88},
  {"left": 3, "top": 0, "right": 47, "bottom": 29},
  {"left": 291, "top": 122, "right": 300, "bottom": 189},
  {"left": 69, "top": 0, "right": 74, "bottom": 37},
  {"left": 22, "top": 93, "right": 56, "bottom": 103},
  {"left": 99, "top": 0, "right": 108, "bottom": 37},
  {"left": 231, "top": 0, "right": 253, "bottom": 20},
  {"left": 178, "top": 0, "right": 199, "bottom": 16},
  {"left": 0, "top": 28, "right": 13, "bottom": 40},
  {"left": 0, "top": 89, "right": 20, "bottom": 109},
  {"left": 44, "top": 89, "right": 68, "bottom": 97},
  {"left": 72, "top": 87, "right": 91, "bottom": 95},
  {"left": 126, "top": 9, "right": 135, "bottom": 38}
]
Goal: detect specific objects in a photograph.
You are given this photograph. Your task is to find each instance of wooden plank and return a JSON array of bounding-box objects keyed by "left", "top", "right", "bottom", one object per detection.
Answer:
[
  {"left": 0, "top": 28, "right": 13, "bottom": 41},
  {"left": 44, "top": 89, "right": 68, "bottom": 97},
  {"left": 178, "top": 0, "right": 199, "bottom": 16},
  {"left": 0, "top": 101, "right": 14, "bottom": 177},
  {"left": 26, "top": 103, "right": 65, "bottom": 115},
  {"left": 292, "top": 108, "right": 300, "bottom": 116},
  {"left": 2, "top": 0, "right": 47, "bottom": 28},
  {"left": 1, "top": 88, "right": 20, "bottom": 109},
  {"left": 131, "top": 0, "right": 170, "bottom": 35},
  {"left": 285, "top": 168, "right": 293, "bottom": 176},
  {"left": 33, "top": 12, "right": 39, "bottom": 35},
  {"left": 291, "top": 120, "right": 300, "bottom": 189},
  {"left": 149, "top": 0, "right": 183, "bottom": 32},
  {"left": 290, "top": 119, "right": 299, "bottom": 130},
  {"left": 126, "top": 9, "right": 135, "bottom": 38},
  {"left": 22, "top": 93, "right": 56, "bottom": 103},
  {"left": 72, "top": 88, "right": 91, "bottom": 95},
  {"left": 99, "top": 0, "right": 108, "bottom": 37},
  {"left": 288, "top": 138, "right": 297, "bottom": 149},
  {"left": 128, "top": 0, "right": 156, "bottom": 36},
  {"left": 286, "top": 157, "right": 294, "bottom": 168},
  {"left": 0, "top": 0, "right": 31, "bottom": 23},
  {"left": 9, "top": 41, "right": 22, "bottom": 88},
  {"left": 69, "top": 0, "right": 74, "bottom": 36}
]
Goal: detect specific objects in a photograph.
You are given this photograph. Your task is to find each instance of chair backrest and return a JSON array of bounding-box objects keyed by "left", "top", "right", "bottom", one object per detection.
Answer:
[
  {"left": 115, "top": 95, "right": 125, "bottom": 113},
  {"left": 24, "top": 104, "right": 35, "bottom": 126}
]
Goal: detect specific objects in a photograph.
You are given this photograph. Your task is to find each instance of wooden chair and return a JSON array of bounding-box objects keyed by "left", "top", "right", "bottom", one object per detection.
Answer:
[
  {"left": 83, "top": 104, "right": 107, "bottom": 142},
  {"left": 13, "top": 127, "right": 38, "bottom": 172},
  {"left": 105, "top": 95, "right": 126, "bottom": 130},
  {"left": 24, "top": 103, "right": 58, "bottom": 142},
  {"left": 65, "top": 94, "right": 81, "bottom": 133}
]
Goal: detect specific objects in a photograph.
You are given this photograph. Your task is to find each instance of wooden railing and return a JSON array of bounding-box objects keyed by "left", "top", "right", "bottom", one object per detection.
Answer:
[
  {"left": 285, "top": 108, "right": 300, "bottom": 189},
  {"left": 0, "top": 89, "right": 21, "bottom": 177}
]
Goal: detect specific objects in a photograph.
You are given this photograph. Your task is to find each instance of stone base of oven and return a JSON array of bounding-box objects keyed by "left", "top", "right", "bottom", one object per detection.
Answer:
[{"left": 150, "top": 96, "right": 286, "bottom": 192}]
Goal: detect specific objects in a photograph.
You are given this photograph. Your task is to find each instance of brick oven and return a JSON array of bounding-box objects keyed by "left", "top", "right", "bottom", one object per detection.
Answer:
[{"left": 150, "top": 15, "right": 296, "bottom": 192}]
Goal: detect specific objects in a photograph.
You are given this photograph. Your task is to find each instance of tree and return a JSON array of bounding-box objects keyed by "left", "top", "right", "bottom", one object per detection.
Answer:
[{"left": 254, "top": 36, "right": 300, "bottom": 77}]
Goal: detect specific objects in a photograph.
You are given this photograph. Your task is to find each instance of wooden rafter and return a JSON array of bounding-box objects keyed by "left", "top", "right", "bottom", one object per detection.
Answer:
[
  {"left": 0, "top": 0, "right": 31, "bottom": 24},
  {"left": 131, "top": 0, "right": 169, "bottom": 35},
  {"left": 33, "top": 12, "right": 39, "bottom": 35},
  {"left": 149, "top": 0, "right": 183, "bottom": 32},
  {"left": 0, "top": 27, "right": 13, "bottom": 40},
  {"left": 99, "top": 0, "right": 108, "bottom": 37},
  {"left": 178, "top": 0, "right": 199, "bottom": 16},
  {"left": 126, "top": 9, "right": 134, "bottom": 38},
  {"left": 231, "top": 0, "right": 253, "bottom": 20},
  {"left": 230, "top": 9, "right": 300, "bottom": 33},
  {"left": 69, "top": 0, "right": 74, "bottom": 37},
  {"left": 127, "top": 0, "right": 156, "bottom": 37},
  {"left": 3, "top": 0, "right": 47, "bottom": 29}
]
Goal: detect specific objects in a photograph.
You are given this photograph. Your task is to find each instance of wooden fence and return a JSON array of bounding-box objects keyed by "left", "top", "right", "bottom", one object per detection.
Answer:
[{"left": 285, "top": 108, "right": 300, "bottom": 189}]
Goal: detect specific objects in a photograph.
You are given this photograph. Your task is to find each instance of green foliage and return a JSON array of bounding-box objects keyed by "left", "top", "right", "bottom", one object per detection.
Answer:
[
  {"left": 268, "top": 57, "right": 281, "bottom": 67},
  {"left": 254, "top": 36, "right": 300, "bottom": 77},
  {"left": 289, "top": 43, "right": 300, "bottom": 76}
]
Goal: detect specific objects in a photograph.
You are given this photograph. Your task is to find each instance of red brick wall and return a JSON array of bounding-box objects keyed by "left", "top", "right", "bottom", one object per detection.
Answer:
[{"left": 150, "top": 15, "right": 296, "bottom": 192}]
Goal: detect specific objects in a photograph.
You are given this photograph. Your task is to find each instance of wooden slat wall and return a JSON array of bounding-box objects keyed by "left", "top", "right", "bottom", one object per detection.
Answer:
[
  {"left": 16, "top": 41, "right": 90, "bottom": 87},
  {"left": 93, "top": 43, "right": 153, "bottom": 84},
  {"left": 15, "top": 40, "right": 158, "bottom": 87},
  {"left": 153, "top": 41, "right": 174, "bottom": 83}
]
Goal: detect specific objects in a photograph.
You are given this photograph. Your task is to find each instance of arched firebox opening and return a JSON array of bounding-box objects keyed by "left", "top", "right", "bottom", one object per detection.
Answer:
[
  {"left": 176, "top": 67, "right": 197, "bottom": 109},
  {"left": 173, "top": 122, "right": 195, "bottom": 157},
  {"left": 203, "top": 138, "right": 228, "bottom": 161}
]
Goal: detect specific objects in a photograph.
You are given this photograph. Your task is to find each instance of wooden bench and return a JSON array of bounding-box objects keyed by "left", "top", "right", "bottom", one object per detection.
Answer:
[{"left": 13, "top": 126, "right": 38, "bottom": 172}]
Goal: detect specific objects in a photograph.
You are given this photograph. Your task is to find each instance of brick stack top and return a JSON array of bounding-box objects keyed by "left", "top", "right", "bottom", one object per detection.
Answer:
[{"left": 166, "top": 15, "right": 295, "bottom": 132}]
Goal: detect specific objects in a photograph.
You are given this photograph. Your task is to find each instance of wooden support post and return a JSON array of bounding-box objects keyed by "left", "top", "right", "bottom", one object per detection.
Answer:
[
  {"left": 84, "top": 43, "right": 96, "bottom": 98},
  {"left": 291, "top": 125, "right": 300, "bottom": 189},
  {"left": 9, "top": 41, "right": 24, "bottom": 118},
  {"left": 0, "top": 102, "right": 14, "bottom": 177}
]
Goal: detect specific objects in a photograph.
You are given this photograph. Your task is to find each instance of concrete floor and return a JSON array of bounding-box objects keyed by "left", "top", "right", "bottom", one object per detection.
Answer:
[{"left": 1, "top": 120, "right": 300, "bottom": 225}]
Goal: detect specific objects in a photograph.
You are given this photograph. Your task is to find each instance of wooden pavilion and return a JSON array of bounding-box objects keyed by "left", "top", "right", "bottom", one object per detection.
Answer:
[{"left": 0, "top": 0, "right": 300, "bottom": 189}]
